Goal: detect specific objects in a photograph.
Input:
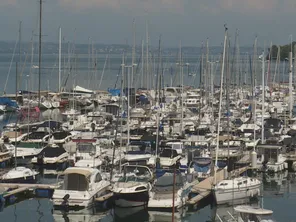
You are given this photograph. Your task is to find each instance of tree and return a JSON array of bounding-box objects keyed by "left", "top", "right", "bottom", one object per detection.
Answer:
[{"left": 267, "top": 42, "right": 296, "bottom": 61}]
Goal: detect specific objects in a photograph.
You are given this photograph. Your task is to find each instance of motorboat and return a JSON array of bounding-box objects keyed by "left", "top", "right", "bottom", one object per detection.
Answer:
[
  {"left": 52, "top": 167, "right": 111, "bottom": 209},
  {"left": 257, "top": 145, "right": 288, "bottom": 173},
  {"left": 214, "top": 177, "right": 262, "bottom": 205},
  {"left": 232, "top": 205, "right": 275, "bottom": 222},
  {"left": 40, "top": 99, "right": 52, "bottom": 110},
  {"left": 52, "top": 211, "right": 113, "bottom": 222},
  {"left": 123, "top": 144, "right": 152, "bottom": 165},
  {"left": 0, "top": 143, "right": 13, "bottom": 167},
  {"left": 1, "top": 167, "right": 38, "bottom": 183},
  {"left": 6, "top": 141, "right": 45, "bottom": 164},
  {"left": 62, "top": 108, "right": 80, "bottom": 118},
  {"left": 74, "top": 140, "right": 104, "bottom": 168},
  {"left": 31, "top": 145, "right": 69, "bottom": 171},
  {"left": 148, "top": 170, "right": 191, "bottom": 210},
  {"left": 188, "top": 157, "right": 212, "bottom": 181},
  {"left": 148, "top": 148, "right": 182, "bottom": 169},
  {"left": 112, "top": 165, "right": 153, "bottom": 208},
  {"left": 50, "top": 131, "right": 72, "bottom": 144},
  {"left": 21, "top": 129, "right": 52, "bottom": 144}
]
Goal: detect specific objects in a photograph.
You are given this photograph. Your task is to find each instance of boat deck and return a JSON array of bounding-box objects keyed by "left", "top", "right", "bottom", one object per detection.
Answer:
[{"left": 187, "top": 167, "right": 249, "bottom": 205}]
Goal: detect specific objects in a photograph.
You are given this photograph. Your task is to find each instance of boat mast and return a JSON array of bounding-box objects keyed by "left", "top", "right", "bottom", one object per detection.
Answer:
[
  {"left": 131, "top": 19, "right": 136, "bottom": 87},
  {"left": 18, "top": 21, "right": 22, "bottom": 90},
  {"left": 214, "top": 25, "right": 228, "bottom": 184},
  {"left": 261, "top": 50, "right": 265, "bottom": 144},
  {"left": 141, "top": 39, "right": 144, "bottom": 88},
  {"left": 289, "top": 35, "right": 293, "bottom": 119},
  {"left": 146, "top": 21, "right": 149, "bottom": 90},
  {"left": 38, "top": 0, "right": 42, "bottom": 107},
  {"left": 59, "top": 27, "right": 62, "bottom": 92},
  {"left": 119, "top": 52, "right": 125, "bottom": 173},
  {"left": 178, "top": 42, "right": 184, "bottom": 135},
  {"left": 15, "top": 62, "right": 18, "bottom": 169}
]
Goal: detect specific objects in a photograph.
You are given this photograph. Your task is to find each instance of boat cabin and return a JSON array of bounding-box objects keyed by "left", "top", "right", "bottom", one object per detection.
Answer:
[{"left": 59, "top": 168, "right": 102, "bottom": 191}]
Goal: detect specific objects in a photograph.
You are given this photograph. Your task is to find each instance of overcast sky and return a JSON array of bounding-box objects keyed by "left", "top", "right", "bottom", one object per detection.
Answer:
[{"left": 1, "top": 0, "right": 296, "bottom": 47}]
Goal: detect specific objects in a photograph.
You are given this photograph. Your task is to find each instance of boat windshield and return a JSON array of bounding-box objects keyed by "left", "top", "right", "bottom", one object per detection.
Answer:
[
  {"left": 126, "top": 145, "right": 151, "bottom": 155},
  {"left": 17, "top": 142, "right": 43, "bottom": 149},
  {"left": 160, "top": 149, "right": 178, "bottom": 158},
  {"left": 118, "top": 166, "right": 151, "bottom": 183},
  {"left": 42, "top": 147, "right": 66, "bottom": 158},
  {"left": 0, "top": 144, "right": 8, "bottom": 152},
  {"left": 60, "top": 173, "right": 89, "bottom": 191},
  {"left": 77, "top": 143, "right": 96, "bottom": 154},
  {"left": 240, "top": 213, "right": 275, "bottom": 222},
  {"left": 154, "top": 173, "right": 183, "bottom": 192}
]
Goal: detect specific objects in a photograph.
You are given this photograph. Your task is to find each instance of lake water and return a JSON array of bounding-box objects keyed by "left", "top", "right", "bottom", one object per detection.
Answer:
[
  {"left": 0, "top": 52, "right": 292, "bottom": 95},
  {"left": 0, "top": 53, "right": 295, "bottom": 221},
  {"left": 1, "top": 171, "right": 296, "bottom": 222}
]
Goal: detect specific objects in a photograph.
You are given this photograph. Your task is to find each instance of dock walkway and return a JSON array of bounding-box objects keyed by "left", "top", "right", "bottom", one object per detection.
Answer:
[
  {"left": 0, "top": 183, "right": 58, "bottom": 201},
  {"left": 187, "top": 167, "right": 249, "bottom": 205}
]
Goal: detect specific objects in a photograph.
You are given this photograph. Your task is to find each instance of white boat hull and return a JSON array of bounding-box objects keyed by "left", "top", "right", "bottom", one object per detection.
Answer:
[
  {"left": 114, "top": 198, "right": 146, "bottom": 208},
  {"left": 214, "top": 184, "right": 261, "bottom": 205}
]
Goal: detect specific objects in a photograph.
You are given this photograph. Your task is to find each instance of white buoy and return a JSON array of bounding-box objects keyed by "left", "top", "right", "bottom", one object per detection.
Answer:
[
  {"left": 251, "top": 150, "right": 257, "bottom": 169},
  {"left": 292, "top": 162, "right": 296, "bottom": 171},
  {"left": 223, "top": 166, "right": 228, "bottom": 179}
]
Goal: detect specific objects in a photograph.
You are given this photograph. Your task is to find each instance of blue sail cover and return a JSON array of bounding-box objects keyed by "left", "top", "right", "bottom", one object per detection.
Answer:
[
  {"left": 107, "top": 88, "right": 121, "bottom": 96},
  {"left": 38, "top": 121, "right": 61, "bottom": 129},
  {"left": 0, "top": 97, "right": 18, "bottom": 108}
]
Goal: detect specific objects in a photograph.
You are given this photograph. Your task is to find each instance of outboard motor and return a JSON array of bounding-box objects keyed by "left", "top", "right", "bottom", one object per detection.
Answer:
[
  {"left": 91, "top": 122, "right": 95, "bottom": 132},
  {"left": 37, "top": 153, "right": 44, "bottom": 166},
  {"left": 61, "top": 194, "right": 70, "bottom": 213}
]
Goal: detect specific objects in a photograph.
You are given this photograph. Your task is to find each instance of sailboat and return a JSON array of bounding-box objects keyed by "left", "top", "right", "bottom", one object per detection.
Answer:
[
  {"left": 1, "top": 48, "right": 38, "bottom": 184},
  {"left": 213, "top": 27, "right": 262, "bottom": 205}
]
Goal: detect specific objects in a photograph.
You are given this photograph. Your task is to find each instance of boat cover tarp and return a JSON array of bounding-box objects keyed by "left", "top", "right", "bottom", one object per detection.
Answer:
[
  {"left": 107, "top": 88, "right": 120, "bottom": 96},
  {"left": 193, "top": 164, "right": 210, "bottom": 173},
  {"left": 38, "top": 121, "right": 61, "bottom": 129},
  {"left": 64, "top": 168, "right": 92, "bottom": 177},
  {"left": 73, "top": 85, "right": 93, "bottom": 94},
  {"left": 42, "top": 147, "right": 66, "bottom": 158},
  {"left": 18, "top": 90, "right": 37, "bottom": 95},
  {"left": 0, "top": 97, "right": 18, "bottom": 108}
]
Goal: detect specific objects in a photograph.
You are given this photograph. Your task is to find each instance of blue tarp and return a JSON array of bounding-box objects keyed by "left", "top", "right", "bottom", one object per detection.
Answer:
[
  {"left": 0, "top": 97, "right": 18, "bottom": 108},
  {"left": 139, "top": 95, "right": 149, "bottom": 104},
  {"left": 38, "top": 121, "right": 61, "bottom": 129},
  {"left": 18, "top": 90, "right": 37, "bottom": 95},
  {"left": 107, "top": 88, "right": 121, "bottom": 96},
  {"left": 193, "top": 164, "right": 210, "bottom": 173}
]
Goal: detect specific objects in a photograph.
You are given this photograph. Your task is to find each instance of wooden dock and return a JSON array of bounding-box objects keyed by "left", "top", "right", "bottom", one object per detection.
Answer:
[
  {"left": 0, "top": 183, "right": 58, "bottom": 190},
  {"left": 236, "top": 152, "right": 251, "bottom": 164},
  {"left": 95, "top": 192, "right": 113, "bottom": 202},
  {"left": 0, "top": 183, "right": 58, "bottom": 202},
  {"left": 187, "top": 167, "right": 249, "bottom": 205},
  {"left": 285, "top": 151, "right": 296, "bottom": 161},
  {"left": 3, "top": 187, "right": 29, "bottom": 198}
]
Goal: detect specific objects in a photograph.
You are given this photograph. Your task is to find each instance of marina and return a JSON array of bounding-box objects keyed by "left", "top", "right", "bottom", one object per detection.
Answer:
[{"left": 0, "top": 2, "right": 296, "bottom": 222}]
